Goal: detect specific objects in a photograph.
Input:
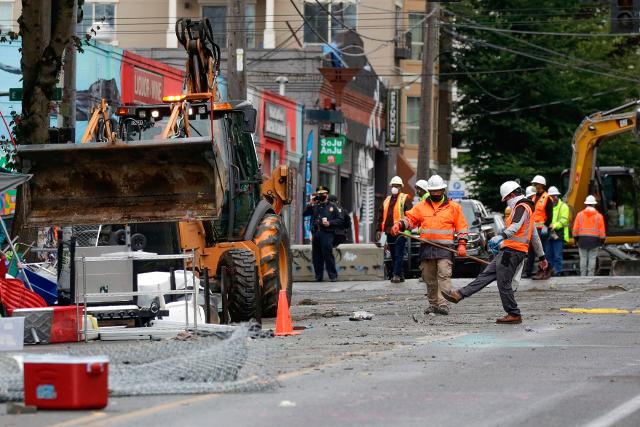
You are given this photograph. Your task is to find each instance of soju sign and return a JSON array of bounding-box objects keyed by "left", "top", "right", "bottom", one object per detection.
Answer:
[{"left": 319, "top": 135, "right": 346, "bottom": 165}]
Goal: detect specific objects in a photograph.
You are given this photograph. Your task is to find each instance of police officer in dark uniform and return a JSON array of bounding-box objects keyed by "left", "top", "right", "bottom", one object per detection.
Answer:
[{"left": 303, "top": 186, "right": 344, "bottom": 282}]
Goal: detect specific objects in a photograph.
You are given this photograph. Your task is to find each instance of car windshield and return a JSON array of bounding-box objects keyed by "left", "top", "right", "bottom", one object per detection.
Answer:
[{"left": 460, "top": 202, "right": 478, "bottom": 226}]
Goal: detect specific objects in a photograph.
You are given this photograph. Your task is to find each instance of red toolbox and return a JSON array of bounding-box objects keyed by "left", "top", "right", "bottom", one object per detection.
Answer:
[{"left": 23, "top": 355, "right": 109, "bottom": 409}]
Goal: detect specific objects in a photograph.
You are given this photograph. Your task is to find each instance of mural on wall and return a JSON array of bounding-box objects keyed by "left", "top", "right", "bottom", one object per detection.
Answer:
[{"left": 0, "top": 41, "right": 185, "bottom": 216}]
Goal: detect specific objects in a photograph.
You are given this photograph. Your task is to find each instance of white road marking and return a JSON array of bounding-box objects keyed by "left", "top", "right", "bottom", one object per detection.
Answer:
[{"left": 583, "top": 393, "right": 640, "bottom": 427}]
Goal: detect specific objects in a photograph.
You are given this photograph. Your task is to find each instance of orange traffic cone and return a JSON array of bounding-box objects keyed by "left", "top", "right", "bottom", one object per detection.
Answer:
[{"left": 274, "top": 289, "right": 300, "bottom": 336}]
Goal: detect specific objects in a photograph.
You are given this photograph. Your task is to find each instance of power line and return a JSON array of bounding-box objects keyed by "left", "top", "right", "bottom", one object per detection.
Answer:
[
  {"left": 468, "top": 87, "right": 632, "bottom": 117},
  {"left": 445, "top": 29, "right": 640, "bottom": 84},
  {"left": 447, "top": 21, "right": 640, "bottom": 38}
]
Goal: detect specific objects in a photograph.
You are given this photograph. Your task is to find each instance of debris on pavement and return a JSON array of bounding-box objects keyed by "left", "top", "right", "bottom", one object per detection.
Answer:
[
  {"left": 298, "top": 298, "right": 319, "bottom": 306},
  {"left": 279, "top": 400, "right": 297, "bottom": 407},
  {"left": 349, "top": 311, "right": 374, "bottom": 321}
]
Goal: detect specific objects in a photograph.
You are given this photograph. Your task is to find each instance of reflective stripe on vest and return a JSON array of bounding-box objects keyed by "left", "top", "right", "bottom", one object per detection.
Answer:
[
  {"left": 502, "top": 202, "right": 534, "bottom": 253},
  {"left": 381, "top": 193, "right": 408, "bottom": 232},
  {"left": 533, "top": 192, "right": 549, "bottom": 228},
  {"left": 574, "top": 210, "right": 605, "bottom": 238}
]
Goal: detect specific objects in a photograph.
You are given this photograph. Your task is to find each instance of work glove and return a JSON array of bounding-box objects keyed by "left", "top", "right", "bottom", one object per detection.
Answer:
[
  {"left": 540, "top": 225, "right": 549, "bottom": 238},
  {"left": 457, "top": 243, "right": 467, "bottom": 257},
  {"left": 390, "top": 222, "right": 402, "bottom": 236},
  {"left": 488, "top": 235, "right": 503, "bottom": 255},
  {"left": 538, "top": 258, "right": 549, "bottom": 272}
]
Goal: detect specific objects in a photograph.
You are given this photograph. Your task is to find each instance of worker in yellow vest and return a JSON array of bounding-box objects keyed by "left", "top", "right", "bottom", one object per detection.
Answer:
[{"left": 377, "top": 176, "right": 413, "bottom": 283}]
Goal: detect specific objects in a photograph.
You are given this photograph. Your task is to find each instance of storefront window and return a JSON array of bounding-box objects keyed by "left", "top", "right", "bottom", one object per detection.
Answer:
[
  {"left": 409, "top": 13, "right": 424, "bottom": 60},
  {"left": 319, "top": 170, "right": 336, "bottom": 195},
  {"left": 0, "top": 2, "right": 13, "bottom": 32},
  {"left": 78, "top": 2, "right": 117, "bottom": 43},
  {"left": 406, "top": 96, "right": 420, "bottom": 145},
  {"left": 203, "top": 4, "right": 256, "bottom": 48}
]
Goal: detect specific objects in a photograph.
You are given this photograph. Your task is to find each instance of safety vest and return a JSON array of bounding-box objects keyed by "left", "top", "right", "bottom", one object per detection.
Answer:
[
  {"left": 381, "top": 193, "right": 409, "bottom": 232},
  {"left": 532, "top": 192, "right": 550, "bottom": 229},
  {"left": 404, "top": 198, "right": 468, "bottom": 245},
  {"left": 552, "top": 199, "right": 570, "bottom": 242},
  {"left": 572, "top": 208, "right": 606, "bottom": 238},
  {"left": 502, "top": 202, "right": 534, "bottom": 253}
]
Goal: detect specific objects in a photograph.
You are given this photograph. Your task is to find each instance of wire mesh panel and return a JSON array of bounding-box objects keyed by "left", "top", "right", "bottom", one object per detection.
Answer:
[
  {"left": 72, "top": 225, "right": 101, "bottom": 247},
  {"left": 0, "top": 323, "right": 275, "bottom": 401}
]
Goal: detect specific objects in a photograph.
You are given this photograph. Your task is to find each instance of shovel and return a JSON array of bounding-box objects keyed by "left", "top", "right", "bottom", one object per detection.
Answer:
[{"left": 404, "top": 233, "right": 490, "bottom": 266}]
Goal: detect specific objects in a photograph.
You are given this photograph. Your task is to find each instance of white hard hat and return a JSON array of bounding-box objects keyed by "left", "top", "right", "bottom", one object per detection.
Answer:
[
  {"left": 426, "top": 175, "right": 447, "bottom": 191},
  {"left": 390, "top": 176, "right": 403, "bottom": 186},
  {"left": 548, "top": 186, "right": 561, "bottom": 196},
  {"left": 525, "top": 186, "right": 536, "bottom": 198},
  {"left": 500, "top": 181, "right": 521, "bottom": 201},
  {"left": 531, "top": 175, "right": 546, "bottom": 186},
  {"left": 415, "top": 179, "right": 429, "bottom": 192},
  {"left": 585, "top": 195, "right": 598, "bottom": 205}
]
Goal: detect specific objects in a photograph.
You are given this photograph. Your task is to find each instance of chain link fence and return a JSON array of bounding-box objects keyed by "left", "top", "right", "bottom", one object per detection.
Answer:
[{"left": 0, "top": 323, "right": 275, "bottom": 401}]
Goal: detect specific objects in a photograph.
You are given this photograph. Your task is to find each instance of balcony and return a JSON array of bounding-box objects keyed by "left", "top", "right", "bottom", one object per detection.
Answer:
[{"left": 394, "top": 29, "right": 412, "bottom": 60}]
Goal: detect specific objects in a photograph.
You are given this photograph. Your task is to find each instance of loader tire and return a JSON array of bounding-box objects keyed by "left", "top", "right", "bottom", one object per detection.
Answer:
[
  {"left": 253, "top": 214, "right": 293, "bottom": 317},
  {"left": 221, "top": 249, "right": 258, "bottom": 322}
]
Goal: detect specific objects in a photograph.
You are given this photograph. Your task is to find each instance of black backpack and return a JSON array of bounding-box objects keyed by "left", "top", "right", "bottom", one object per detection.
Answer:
[{"left": 333, "top": 208, "right": 352, "bottom": 247}]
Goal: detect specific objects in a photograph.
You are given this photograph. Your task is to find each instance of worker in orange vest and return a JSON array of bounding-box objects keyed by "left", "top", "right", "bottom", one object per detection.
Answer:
[
  {"left": 442, "top": 181, "right": 548, "bottom": 324},
  {"left": 524, "top": 175, "right": 554, "bottom": 279},
  {"left": 377, "top": 176, "right": 413, "bottom": 283},
  {"left": 390, "top": 175, "right": 468, "bottom": 315},
  {"left": 572, "top": 195, "right": 606, "bottom": 276}
]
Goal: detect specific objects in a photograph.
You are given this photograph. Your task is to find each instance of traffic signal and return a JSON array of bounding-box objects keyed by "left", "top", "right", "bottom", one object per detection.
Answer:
[{"left": 611, "top": 0, "right": 640, "bottom": 33}]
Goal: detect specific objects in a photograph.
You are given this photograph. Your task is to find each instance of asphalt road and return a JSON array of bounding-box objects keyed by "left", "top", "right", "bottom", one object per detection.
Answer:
[{"left": 4, "top": 276, "right": 640, "bottom": 427}]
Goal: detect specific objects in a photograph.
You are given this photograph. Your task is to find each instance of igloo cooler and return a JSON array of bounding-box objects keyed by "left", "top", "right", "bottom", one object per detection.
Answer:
[{"left": 23, "top": 355, "right": 109, "bottom": 409}]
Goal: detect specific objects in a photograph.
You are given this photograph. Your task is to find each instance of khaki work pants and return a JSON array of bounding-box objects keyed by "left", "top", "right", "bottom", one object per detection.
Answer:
[{"left": 420, "top": 258, "right": 453, "bottom": 307}]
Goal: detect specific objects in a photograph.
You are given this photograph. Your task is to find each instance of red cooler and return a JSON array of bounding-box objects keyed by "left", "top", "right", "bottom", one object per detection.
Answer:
[{"left": 23, "top": 355, "right": 109, "bottom": 409}]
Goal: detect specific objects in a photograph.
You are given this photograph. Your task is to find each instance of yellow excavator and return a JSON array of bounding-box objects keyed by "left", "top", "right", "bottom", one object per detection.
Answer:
[
  {"left": 16, "top": 18, "right": 293, "bottom": 321},
  {"left": 563, "top": 100, "right": 640, "bottom": 274}
]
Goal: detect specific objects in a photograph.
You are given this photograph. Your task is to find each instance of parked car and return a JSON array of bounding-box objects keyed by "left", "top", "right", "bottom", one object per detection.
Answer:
[{"left": 383, "top": 199, "right": 503, "bottom": 279}]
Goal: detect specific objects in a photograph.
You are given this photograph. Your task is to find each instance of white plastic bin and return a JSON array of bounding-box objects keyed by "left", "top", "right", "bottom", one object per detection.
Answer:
[{"left": 0, "top": 317, "right": 25, "bottom": 351}]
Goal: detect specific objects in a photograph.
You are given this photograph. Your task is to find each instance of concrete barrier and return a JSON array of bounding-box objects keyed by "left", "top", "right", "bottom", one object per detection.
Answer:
[{"left": 291, "top": 244, "right": 385, "bottom": 282}]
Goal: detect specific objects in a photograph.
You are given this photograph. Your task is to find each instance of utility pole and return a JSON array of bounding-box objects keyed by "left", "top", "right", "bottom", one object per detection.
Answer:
[
  {"left": 227, "top": 0, "right": 247, "bottom": 100},
  {"left": 62, "top": 0, "right": 78, "bottom": 138},
  {"left": 417, "top": 1, "right": 439, "bottom": 179},
  {"left": 437, "top": 12, "right": 452, "bottom": 180}
]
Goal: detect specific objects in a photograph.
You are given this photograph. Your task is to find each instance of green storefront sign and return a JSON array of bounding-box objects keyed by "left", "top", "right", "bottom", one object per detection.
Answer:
[{"left": 319, "top": 135, "right": 346, "bottom": 165}]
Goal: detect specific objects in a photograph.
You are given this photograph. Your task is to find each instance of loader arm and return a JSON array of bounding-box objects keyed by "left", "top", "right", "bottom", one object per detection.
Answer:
[
  {"left": 261, "top": 165, "right": 293, "bottom": 214},
  {"left": 565, "top": 106, "right": 638, "bottom": 215}
]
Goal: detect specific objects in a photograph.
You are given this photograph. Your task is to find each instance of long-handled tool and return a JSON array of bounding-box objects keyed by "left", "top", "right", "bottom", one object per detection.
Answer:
[{"left": 404, "top": 233, "right": 490, "bottom": 266}]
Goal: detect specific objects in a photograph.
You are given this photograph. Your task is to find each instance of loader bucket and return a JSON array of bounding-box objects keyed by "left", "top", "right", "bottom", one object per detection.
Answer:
[{"left": 17, "top": 137, "right": 223, "bottom": 226}]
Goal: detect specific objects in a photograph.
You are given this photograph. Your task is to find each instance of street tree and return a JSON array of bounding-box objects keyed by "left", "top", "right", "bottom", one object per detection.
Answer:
[{"left": 447, "top": 0, "right": 640, "bottom": 210}]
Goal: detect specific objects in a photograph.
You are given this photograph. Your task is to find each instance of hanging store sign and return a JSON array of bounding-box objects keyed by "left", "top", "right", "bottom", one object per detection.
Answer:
[
  {"left": 264, "top": 102, "right": 287, "bottom": 141},
  {"left": 386, "top": 89, "right": 399, "bottom": 147},
  {"left": 319, "top": 135, "right": 346, "bottom": 165}
]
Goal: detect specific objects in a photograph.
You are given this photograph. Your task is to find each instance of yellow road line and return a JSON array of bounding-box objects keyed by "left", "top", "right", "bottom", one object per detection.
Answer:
[
  {"left": 560, "top": 308, "right": 631, "bottom": 314},
  {"left": 49, "top": 412, "right": 107, "bottom": 427}
]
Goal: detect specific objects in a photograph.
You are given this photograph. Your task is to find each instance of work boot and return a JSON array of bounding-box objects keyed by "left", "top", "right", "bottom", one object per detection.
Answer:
[
  {"left": 330, "top": 277, "right": 338, "bottom": 282},
  {"left": 433, "top": 305, "right": 449, "bottom": 315},
  {"left": 496, "top": 314, "right": 522, "bottom": 324},
  {"left": 531, "top": 270, "right": 545, "bottom": 280},
  {"left": 541, "top": 267, "right": 555, "bottom": 280},
  {"left": 399, "top": 276, "right": 405, "bottom": 282},
  {"left": 424, "top": 306, "right": 439, "bottom": 315},
  {"left": 391, "top": 275, "right": 401, "bottom": 283},
  {"left": 441, "top": 289, "right": 463, "bottom": 304}
]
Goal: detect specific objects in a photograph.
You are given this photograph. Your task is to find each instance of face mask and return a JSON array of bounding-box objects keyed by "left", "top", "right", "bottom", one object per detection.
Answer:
[
  {"left": 431, "top": 194, "right": 444, "bottom": 202},
  {"left": 318, "top": 194, "right": 327, "bottom": 202},
  {"left": 391, "top": 187, "right": 399, "bottom": 195},
  {"left": 507, "top": 195, "right": 524, "bottom": 209}
]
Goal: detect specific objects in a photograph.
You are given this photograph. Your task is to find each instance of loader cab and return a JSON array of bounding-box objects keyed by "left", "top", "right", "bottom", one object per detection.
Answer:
[
  {"left": 115, "top": 100, "right": 262, "bottom": 242},
  {"left": 561, "top": 166, "right": 640, "bottom": 236}
]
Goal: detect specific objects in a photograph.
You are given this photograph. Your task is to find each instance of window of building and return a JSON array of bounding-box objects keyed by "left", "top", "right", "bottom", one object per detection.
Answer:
[
  {"left": 0, "top": 2, "right": 13, "bottom": 33},
  {"left": 405, "top": 96, "right": 420, "bottom": 145},
  {"left": 409, "top": 13, "right": 424, "bottom": 60},
  {"left": 78, "top": 1, "right": 117, "bottom": 43},
  {"left": 203, "top": 4, "right": 256, "bottom": 48},
  {"left": 304, "top": 1, "right": 357, "bottom": 44}
]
